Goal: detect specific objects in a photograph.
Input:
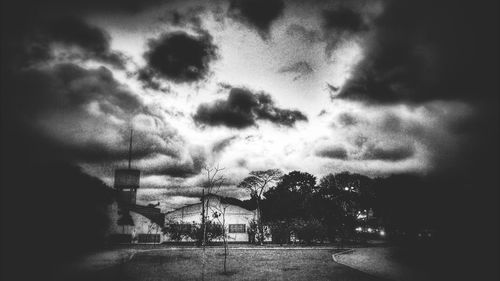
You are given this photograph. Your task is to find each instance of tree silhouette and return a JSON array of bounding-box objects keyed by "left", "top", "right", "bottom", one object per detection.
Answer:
[{"left": 238, "top": 169, "right": 282, "bottom": 244}]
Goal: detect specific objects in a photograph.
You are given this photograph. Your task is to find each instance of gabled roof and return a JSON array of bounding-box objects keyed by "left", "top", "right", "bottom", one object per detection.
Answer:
[
  {"left": 120, "top": 203, "right": 165, "bottom": 226},
  {"left": 218, "top": 195, "right": 256, "bottom": 211},
  {"left": 164, "top": 194, "right": 257, "bottom": 215}
]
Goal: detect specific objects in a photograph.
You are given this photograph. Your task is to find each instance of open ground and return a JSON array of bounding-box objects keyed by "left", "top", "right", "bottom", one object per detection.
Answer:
[{"left": 58, "top": 247, "right": 387, "bottom": 281}]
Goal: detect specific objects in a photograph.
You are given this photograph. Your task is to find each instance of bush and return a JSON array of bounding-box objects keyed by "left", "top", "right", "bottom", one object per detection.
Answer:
[
  {"left": 269, "top": 221, "right": 292, "bottom": 244},
  {"left": 267, "top": 219, "right": 328, "bottom": 244},
  {"left": 247, "top": 219, "right": 258, "bottom": 244},
  {"left": 291, "top": 218, "right": 327, "bottom": 244},
  {"left": 163, "top": 220, "right": 223, "bottom": 245}
]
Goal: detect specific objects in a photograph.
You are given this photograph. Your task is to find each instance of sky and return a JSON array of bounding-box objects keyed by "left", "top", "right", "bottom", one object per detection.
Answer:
[{"left": 2, "top": 0, "right": 498, "bottom": 211}]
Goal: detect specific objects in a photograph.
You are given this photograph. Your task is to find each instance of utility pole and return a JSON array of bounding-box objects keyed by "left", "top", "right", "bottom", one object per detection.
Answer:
[{"left": 128, "top": 129, "right": 133, "bottom": 169}]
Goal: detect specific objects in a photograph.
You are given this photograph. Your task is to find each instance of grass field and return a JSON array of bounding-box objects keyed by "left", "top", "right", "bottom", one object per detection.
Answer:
[{"left": 62, "top": 248, "right": 384, "bottom": 281}]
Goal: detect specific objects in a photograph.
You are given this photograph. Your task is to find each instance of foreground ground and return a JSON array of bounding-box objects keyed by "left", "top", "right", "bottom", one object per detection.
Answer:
[
  {"left": 57, "top": 247, "right": 386, "bottom": 281},
  {"left": 335, "top": 247, "right": 436, "bottom": 281}
]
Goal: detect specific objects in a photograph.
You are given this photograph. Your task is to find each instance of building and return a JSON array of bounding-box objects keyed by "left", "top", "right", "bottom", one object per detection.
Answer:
[
  {"left": 107, "top": 191, "right": 258, "bottom": 244},
  {"left": 164, "top": 194, "right": 258, "bottom": 243},
  {"left": 106, "top": 166, "right": 166, "bottom": 244},
  {"left": 105, "top": 131, "right": 166, "bottom": 243},
  {"left": 105, "top": 131, "right": 258, "bottom": 243},
  {"left": 107, "top": 170, "right": 259, "bottom": 244},
  {"left": 106, "top": 200, "right": 165, "bottom": 244}
]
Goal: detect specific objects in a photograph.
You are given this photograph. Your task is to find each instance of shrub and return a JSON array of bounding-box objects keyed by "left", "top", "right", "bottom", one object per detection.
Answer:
[
  {"left": 291, "top": 218, "right": 327, "bottom": 244},
  {"left": 163, "top": 220, "right": 223, "bottom": 244}
]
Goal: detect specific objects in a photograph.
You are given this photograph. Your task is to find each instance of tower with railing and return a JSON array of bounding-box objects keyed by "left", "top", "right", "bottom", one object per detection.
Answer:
[{"left": 114, "top": 130, "right": 140, "bottom": 206}]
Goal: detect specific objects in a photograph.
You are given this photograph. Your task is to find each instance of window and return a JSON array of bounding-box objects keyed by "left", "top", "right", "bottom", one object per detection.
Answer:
[
  {"left": 228, "top": 224, "right": 246, "bottom": 233},
  {"left": 179, "top": 224, "right": 192, "bottom": 232},
  {"left": 138, "top": 234, "right": 161, "bottom": 243}
]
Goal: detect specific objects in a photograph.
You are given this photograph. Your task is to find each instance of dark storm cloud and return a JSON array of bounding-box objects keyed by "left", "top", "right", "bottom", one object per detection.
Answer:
[
  {"left": 194, "top": 88, "right": 258, "bottom": 128},
  {"left": 3, "top": 17, "right": 126, "bottom": 70},
  {"left": 194, "top": 87, "right": 308, "bottom": 129},
  {"left": 1, "top": 0, "right": 213, "bottom": 180},
  {"left": 161, "top": 160, "right": 205, "bottom": 178},
  {"left": 362, "top": 143, "right": 415, "bottom": 162},
  {"left": 321, "top": 6, "right": 368, "bottom": 56},
  {"left": 158, "top": 6, "right": 205, "bottom": 28},
  {"left": 252, "top": 93, "right": 308, "bottom": 126},
  {"left": 322, "top": 7, "right": 366, "bottom": 33},
  {"left": 9, "top": 63, "right": 141, "bottom": 118},
  {"left": 4, "top": 62, "right": 197, "bottom": 168},
  {"left": 143, "top": 150, "right": 207, "bottom": 179},
  {"left": 212, "top": 136, "right": 238, "bottom": 153},
  {"left": 45, "top": 18, "right": 126, "bottom": 67},
  {"left": 278, "top": 61, "right": 314, "bottom": 81},
  {"left": 228, "top": 0, "right": 285, "bottom": 39},
  {"left": 136, "top": 69, "right": 168, "bottom": 91},
  {"left": 315, "top": 146, "right": 348, "bottom": 160},
  {"left": 56, "top": 130, "right": 181, "bottom": 165},
  {"left": 140, "top": 31, "right": 218, "bottom": 84},
  {"left": 288, "top": 6, "right": 367, "bottom": 56},
  {"left": 2, "top": 0, "right": 168, "bottom": 70},
  {"left": 3, "top": 0, "right": 168, "bottom": 16},
  {"left": 337, "top": 0, "right": 499, "bottom": 103}
]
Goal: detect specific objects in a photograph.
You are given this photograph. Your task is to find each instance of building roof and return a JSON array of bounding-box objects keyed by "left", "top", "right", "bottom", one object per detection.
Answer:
[
  {"left": 164, "top": 194, "right": 256, "bottom": 215},
  {"left": 120, "top": 203, "right": 165, "bottom": 226}
]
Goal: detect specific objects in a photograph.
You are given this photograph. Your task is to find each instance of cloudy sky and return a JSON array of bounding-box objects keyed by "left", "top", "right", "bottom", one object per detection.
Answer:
[{"left": 2, "top": 0, "right": 498, "bottom": 211}]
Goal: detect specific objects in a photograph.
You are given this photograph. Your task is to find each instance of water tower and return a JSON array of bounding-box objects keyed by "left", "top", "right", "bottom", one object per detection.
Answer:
[{"left": 114, "top": 130, "right": 140, "bottom": 206}]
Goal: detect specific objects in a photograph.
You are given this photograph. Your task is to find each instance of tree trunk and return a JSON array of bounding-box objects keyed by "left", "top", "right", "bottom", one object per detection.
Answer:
[
  {"left": 224, "top": 240, "right": 227, "bottom": 273},
  {"left": 201, "top": 189, "right": 206, "bottom": 246},
  {"left": 256, "top": 198, "right": 264, "bottom": 245},
  {"left": 201, "top": 190, "right": 206, "bottom": 281},
  {"left": 222, "top": 211, "right": 228, "bottom": 274},
  {"left": 223, "top": 218, "right": 228, "bottom": 273}
]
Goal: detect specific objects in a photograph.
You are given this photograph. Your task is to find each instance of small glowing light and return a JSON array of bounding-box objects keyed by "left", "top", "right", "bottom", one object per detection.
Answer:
[
  {"left": 357, "top": 214, "right": 367, "bottom": 220},
  {"left": 344, "top": 187, "right": 349, "bottom": 191},
  {"left": 367, "top": 228, "right": 373, "bottom": 233},
  {"left": 355, "top": 227, "right": 363, "bottom": 232},
  {"left": 379, "top": 230, "right": 386, "bottom": 236}
]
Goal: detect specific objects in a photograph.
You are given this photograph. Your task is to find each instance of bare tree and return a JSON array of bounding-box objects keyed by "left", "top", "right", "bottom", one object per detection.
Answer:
[
  {"left": 201, "top": 165, "right": 225, "bottom": 245},
  {"left": 238, "top": 169, "right": 282, "bottom": 245},
  {"left": 211, "top": 199, "right": 230, "bottom": 274},
  {"left": 200, "top": 165, "right": 225, "bottom": 280},
  {"left": 147, "top": 221, "right": 161, "bottom": 244}
]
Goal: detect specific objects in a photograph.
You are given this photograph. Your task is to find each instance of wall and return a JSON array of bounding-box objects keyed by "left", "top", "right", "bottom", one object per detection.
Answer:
[
  {"left": 106, "top": 201, "right": 164, "bottom": 243},
  {"left": 164, "top": 196, "right": 257, "bottom": 242}
]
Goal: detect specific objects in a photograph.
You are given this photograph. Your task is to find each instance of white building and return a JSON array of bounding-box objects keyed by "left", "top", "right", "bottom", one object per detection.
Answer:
[
  {"left": 106, "top": 181, "right": 258, "bottom": 244},
  {"left": 106, "top": 158, "right": 258, "bottom": 243},
  {"left": 164, "top": 194, "right": 258, "bottom": 243}
]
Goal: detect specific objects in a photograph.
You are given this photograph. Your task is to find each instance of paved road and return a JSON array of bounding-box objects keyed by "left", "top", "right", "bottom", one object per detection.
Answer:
[{"left": 58, "top": 248, "right": 386, "bottom": 281}]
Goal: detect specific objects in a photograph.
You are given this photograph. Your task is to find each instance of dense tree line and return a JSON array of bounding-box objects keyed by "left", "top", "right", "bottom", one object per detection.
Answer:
[{"left": 237, "top": 170, "right": 440, "bottom": 244}]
